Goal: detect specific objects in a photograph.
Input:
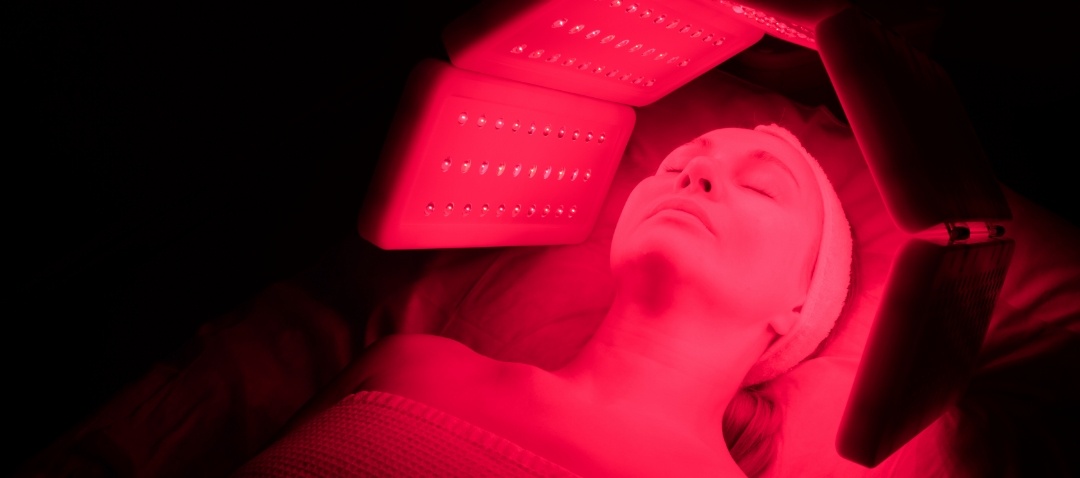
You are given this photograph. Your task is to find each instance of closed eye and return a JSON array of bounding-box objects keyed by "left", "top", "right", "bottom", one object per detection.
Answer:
[
  {"left": 743, "top": 184, "right": 776, "bottom": 198},
  {"left": 663, "top": 167, "right": 683, "bottom": 173}
]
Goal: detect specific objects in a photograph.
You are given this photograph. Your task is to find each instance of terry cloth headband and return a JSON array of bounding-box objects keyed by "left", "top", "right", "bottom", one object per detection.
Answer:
[{"left": 743, "top": 124, "right": 854, "bottom": 386}]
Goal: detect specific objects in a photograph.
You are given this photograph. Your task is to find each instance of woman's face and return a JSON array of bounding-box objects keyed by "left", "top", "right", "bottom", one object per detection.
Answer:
[{"left": 611, "top": 128, "right": 825, "bottom": 328}]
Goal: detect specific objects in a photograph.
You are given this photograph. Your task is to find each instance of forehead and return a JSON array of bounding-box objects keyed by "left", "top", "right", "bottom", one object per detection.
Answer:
[{"left": 681, "top": 128, "right": 803, "bottom": 160}]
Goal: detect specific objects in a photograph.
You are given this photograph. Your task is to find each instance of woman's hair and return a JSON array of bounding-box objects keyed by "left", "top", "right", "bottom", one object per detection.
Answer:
[{"left": 724, "top": 386, "right": 783, "bottom": 477}]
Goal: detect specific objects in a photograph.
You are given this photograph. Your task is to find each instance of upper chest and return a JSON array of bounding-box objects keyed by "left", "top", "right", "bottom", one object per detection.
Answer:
[{"left": 363, "top": 347, "right": 734, "bottom": 477}]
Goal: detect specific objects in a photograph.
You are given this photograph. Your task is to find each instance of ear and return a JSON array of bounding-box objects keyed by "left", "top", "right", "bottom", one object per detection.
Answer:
[{"left": 769, "top": 304, "right": 802, "bottom": 336}]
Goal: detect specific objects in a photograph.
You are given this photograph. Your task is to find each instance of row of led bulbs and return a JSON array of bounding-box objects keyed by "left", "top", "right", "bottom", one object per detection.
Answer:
[
  {"left": 510, "top": 10, "right": 731, "bottom": 84},
  {"left": 455, "top": 111, "right": 606, "bottom": 144},
  {"left": 597, "top": 0, "right": 730, "bottom": 47},
  {"left": 441, "top": 156, "right": 592, "bottom": 182},
  {"left": 425, "top": 202, "right": 578, "bottom": 219},
  {"left": 716, "top": 0, "right": 816, "bottom": 42}
]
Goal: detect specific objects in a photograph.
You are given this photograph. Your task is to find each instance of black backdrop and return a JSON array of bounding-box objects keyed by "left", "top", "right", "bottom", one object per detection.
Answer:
[{"left": 8, "top": 0, "right": 1078, "bottom": 473}]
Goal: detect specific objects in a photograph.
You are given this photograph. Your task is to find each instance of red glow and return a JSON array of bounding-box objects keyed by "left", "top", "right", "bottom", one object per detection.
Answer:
[
  {"left": 443, "top": 0, "right": 764, "bottom": 106},
  {"left": 357, "top": 60, "right": 635, "bottom": 249}
]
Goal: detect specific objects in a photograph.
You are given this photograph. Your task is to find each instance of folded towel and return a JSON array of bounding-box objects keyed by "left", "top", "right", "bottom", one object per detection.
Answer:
[{"left": 234, "top": 390, "right": 580, "bottom": 477}]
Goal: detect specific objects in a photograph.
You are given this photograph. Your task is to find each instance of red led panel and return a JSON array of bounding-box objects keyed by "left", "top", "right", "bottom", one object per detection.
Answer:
[
  {"left": 358, "top": 59, "right": 635, "bottom": 250},
  {"left": 443, "top": 0, "right": 764, "bottom": 106},
  {"left": 837, "top": 237, "right": 1014, "bottom": 467}
]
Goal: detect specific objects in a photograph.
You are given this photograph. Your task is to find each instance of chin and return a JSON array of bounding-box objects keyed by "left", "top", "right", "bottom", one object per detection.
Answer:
[{"left": 612, "top": 220, "right": 716, "bottom": 279}]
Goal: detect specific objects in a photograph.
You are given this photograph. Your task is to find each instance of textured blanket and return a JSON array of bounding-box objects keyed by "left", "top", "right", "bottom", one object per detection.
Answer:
[{"left": 234, "top": 390, "right": 580, "bottom": 477}]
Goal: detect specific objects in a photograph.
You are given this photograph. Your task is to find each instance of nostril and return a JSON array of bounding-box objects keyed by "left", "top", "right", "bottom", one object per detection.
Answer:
[
  {"left": 700, "top": 178, "right": 711, "bottom": 192},
  {"left": 678, "top": 174, "right": 691, "bottom": 189}
]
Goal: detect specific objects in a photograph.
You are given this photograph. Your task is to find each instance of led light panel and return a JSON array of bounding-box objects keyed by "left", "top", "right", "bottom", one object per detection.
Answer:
[
  {"left": 358, "top": 59, "right": 635, "bottom": 249},
  {"left": 443, "top": 0, "right": 765, "bottom": 106}
]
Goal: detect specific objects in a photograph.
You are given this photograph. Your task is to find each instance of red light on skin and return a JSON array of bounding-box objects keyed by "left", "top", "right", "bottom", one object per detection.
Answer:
[
  {"left": 357, "top": 59, "right": 635, "bottom": 249},
  {"left": 443, "top": 0, "right": 763, "bottom": 106}
]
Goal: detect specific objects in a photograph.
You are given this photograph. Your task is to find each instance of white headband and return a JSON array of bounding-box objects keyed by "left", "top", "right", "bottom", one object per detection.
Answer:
[{"left": 743, "top": 124, "right": 853, "bottom": 386}]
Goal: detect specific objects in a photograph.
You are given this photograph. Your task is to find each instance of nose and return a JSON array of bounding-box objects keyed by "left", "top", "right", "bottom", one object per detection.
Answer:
[{"left": 674, "top": 156, "right": 715, "bottom": 194}]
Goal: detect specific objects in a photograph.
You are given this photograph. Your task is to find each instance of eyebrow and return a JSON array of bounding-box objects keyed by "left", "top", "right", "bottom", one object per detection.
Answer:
[{"left": 748, "top": 150, "right": 800, "bottom": 189}]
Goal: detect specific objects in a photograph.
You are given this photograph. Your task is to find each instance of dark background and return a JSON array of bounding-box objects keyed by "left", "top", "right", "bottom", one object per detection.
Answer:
[{"left": 7, "top": 0, "right": 1077, "bottom": 473}]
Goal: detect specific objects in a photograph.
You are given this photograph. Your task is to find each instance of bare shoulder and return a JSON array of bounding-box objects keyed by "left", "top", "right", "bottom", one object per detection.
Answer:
[{"left": 359, "top": 334, "right": 528, "bottom": 399}]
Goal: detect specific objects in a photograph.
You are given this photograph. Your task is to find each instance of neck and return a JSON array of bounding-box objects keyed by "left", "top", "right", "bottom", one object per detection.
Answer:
[{"left": 556, "top": 275, "right": 773, "bottom": 457}]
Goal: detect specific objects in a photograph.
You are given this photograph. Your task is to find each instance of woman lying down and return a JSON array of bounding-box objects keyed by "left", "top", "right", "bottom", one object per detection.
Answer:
[{"left": 236, "top": 125, "right": 853, "bottom": 478}]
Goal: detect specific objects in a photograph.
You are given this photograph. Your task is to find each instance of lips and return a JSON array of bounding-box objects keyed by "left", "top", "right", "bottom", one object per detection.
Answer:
[{"left": 646, "top": 197, "right": 715, "bottom": 235}]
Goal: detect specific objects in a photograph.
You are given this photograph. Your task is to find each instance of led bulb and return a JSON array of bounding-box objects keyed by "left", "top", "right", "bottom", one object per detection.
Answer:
[
  {"left": 441, "top": 157, "right": 452, "bottom": 172},
  {"left": 568, "top": 24, "right": 585, "bottom": 34},
  {"left": 543, "top": 166, "right": 552, "bottom": 179},
  {"left": 642, "top": 48, "right": 655, "bottom": 56},
  {"left": 495, "top": 118, "right": 505, "bottom": 129},
  {"left": 513, "top": 164, "right": 522, "bottom": 177},
  {"left": 528, "top": 123, "right": 536, "bottom": 134},
  {"left": 632, "top": 77, "right": 644, "bottom": 84},
  {"left": 543, "top": 125, "right": 552, "bottom": 136},
  {"left": 480, "top": 204, "right": 490, "bottom": 216},
  {"left": 615, "top": 39, "right": 629, "bottom": 48},
  {"left": 679, "top": 24, "right": 692, "bottom": 33},
  {"left": 425, "top": 202, "right": 435, "bottom": 216},
  {"left": 585, "top": 132, "right": 593, "bottom": 142},
  {"left": 497, "top": 204, "right": 506, "bottom": 217},
  {"left": 598, "top": 133, "right": 606, "bottom": 143},
  {"left": 654, "top": 14, "right": 667, "bottom": 23},
  {"left": 714, "top": 38, "right": 724, "bottom": 46},
  {"left": 513, "top": 204, "right": 522, "bottom": 217},
  {"left": 640, "top": 9, "right": 652, "bottom": 19},
  {"left": 511, "top": 44, "right": 526, "bottom": 54},
  {"left": 558, "top": 127, "right": 566, "bottom": 138},
  {"left": 666, "top": 19, "right": 680, "bottom": 29},
  {"left": 562, "top": 57, "right": 576, "bottom": 66},
  {"left": 626, "top": 4, "right": 639, "bottom": 13},
  {"left": 655, "top": 52, "right": 667, "bottom": 61},
  {"left": 585, "top": 30, "right": 601, "bottom": 39},
  {"left": 583, "top": 170, "right": 592, "bottom": 182},
  {"left": 679, "top": 59, "right": 690, "bottom": 67},
  {"left": 573, "top": 130, "right": 580, "bottom": 140},
  {"left": 609, "top": 0, "right": 621, "bottom": 6},
  {"left": 542, "top": 205, "right": 551, "bottom": 217},
  {"left": 620, "top": 73, "right": 632, "bottom": 81},
  {"left": 558, "top": 168, "right": 566, "bottom": 180},
  {"left": 571, "top": 168, "right": 579, "bottom": 181},
  {"left": 606, "top": 69, "right": 620, "bottom": 77},
  {"left": 457, "top": 112, "right": 468, "bottom": 124},
  {"left": 529, "top": 49, "right": 544, "bottom": 59},
  {"left": 512, "top": 121, "right": 521, "bottom": 132},
  {"left": 546, "top": 54, "right": 561, "bottom": 62},
  {"left": 476, "top": 115, "right": 487, "bottom": 127},
  {"left": 667, "top": 55, "right": 679, "bottom": 64},
  {"left": 691, "top": 29, "right": 703, "bottom": 38},
  {"left": 556, "top": 205, "right": 565, "bottom": 217},
  {"left": 497, "top": 162, "right": 507, "bottom": 176},
  {"left": 479, "top": 161, "right": 489, "bottom": 175},
  {"left": 569, "top": 205, "right": 577, "bottom": 218},
  {"left": 529, "top": 165, "right": 538, "bottom": 178},
  {"left": 552, "top": 18, "right": 568, "bottom": 28},
  {"left": 645, "top": 79, "right": 656, "bottom": 87},
  {"left": 576, "top": 61, "right": 592, "bottom": 70},
  {"left": 444, "top": 202, "right": 454, "bottom": 216},
  {"left": 462, "top": 203, "right": 472, "bottom": 216},
  {"left": 593, "top": 66, "right": 605, "bottom": 74},
  {"left": 628, "top": 44, "right": 642, "bottom": 53},
  {"left": 527, "top": 204, "right": 537, "bottom": 217},
  {"left": 703, "top": 34, "right": 714, "bottom": 42},
  {"left": 600, "top": 35, "right": 615, "bottom": 44},
  {"left": 461, "top": 159, "right": 471, "bottom": 173}
]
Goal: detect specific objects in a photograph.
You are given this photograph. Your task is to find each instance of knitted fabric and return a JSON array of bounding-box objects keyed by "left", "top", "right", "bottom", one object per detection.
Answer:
[{"left": 234, "top": 391, "right": 580, "bottom": 477}]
